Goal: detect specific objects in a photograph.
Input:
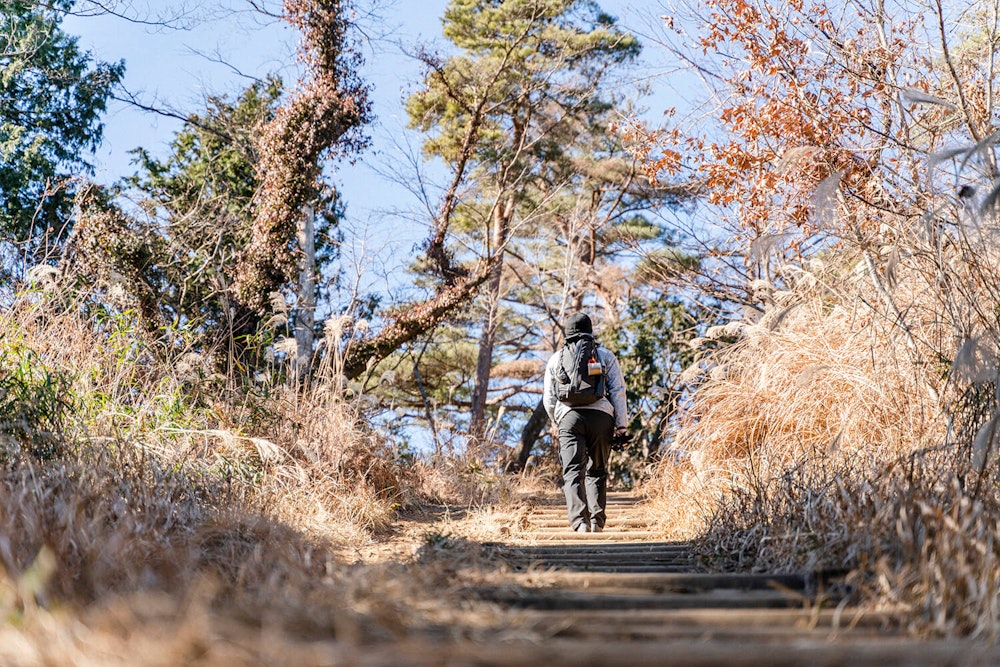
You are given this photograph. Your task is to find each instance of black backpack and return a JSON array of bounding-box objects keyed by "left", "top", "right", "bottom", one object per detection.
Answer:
[{"left": 554, "top": 335, "right": 605, "bottom": 406}]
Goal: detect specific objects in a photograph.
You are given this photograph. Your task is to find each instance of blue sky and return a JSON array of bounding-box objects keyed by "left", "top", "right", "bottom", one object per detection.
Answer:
[
  {"left": 63, "top": 0, "right": 676, "bottom": 298},
  {"left": 63, "top": 0, "right": 450, "bottom": 298}
]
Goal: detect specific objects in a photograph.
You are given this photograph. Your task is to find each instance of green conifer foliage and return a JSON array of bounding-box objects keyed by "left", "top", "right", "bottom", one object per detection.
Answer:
[
  {"left": 0, "top": 0, "right": 123, "bottom": 267},
  {"left": 406, "top": 0, "right": 642, "bottom": 439}
]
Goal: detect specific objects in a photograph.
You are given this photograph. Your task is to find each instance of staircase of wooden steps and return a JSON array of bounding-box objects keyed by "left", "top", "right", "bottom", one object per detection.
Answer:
[{"left": 438, "top": 491, "right": 1000, "bottom": 666}]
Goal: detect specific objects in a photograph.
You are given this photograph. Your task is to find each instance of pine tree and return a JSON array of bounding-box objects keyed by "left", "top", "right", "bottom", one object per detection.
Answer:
[
  {"left": 406, "top": 0, "right": 642, "bottom": 441},
  {"left": 0, "top": 0, "right": 123, "bottom": 271}
]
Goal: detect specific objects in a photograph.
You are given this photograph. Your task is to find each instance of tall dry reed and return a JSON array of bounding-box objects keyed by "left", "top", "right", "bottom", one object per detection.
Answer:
[
  {"left": 647, "top": 218, "right": 1000, "bottom": 635},
  {"left": 648, "top": 255, "right": 945, "bottom": 532}
]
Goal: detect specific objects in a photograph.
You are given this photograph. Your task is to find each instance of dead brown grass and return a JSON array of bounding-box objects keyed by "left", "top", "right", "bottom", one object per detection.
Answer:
[
  {"left": 0, "top": 281, "right": 605, "bottom": 665},
  {"left": 691, "top": 447, "right": 1000, "bottom": 638},
  {"left": 0, "top": 287, "right": 538, "bottom": 663},
  {"left": 644, "top": 245, "right": 1000, "bottom": 637},
  {"left": 646, "top": 257, "right": 945, "bottom": 536},
  {"left": 1, "top": 288, "right": 415, "bottom": 538}
]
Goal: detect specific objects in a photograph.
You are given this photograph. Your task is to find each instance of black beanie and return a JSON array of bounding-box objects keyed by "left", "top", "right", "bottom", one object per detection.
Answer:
[{"left": 565, "top": 312, "right": 593, "bottom": 339}]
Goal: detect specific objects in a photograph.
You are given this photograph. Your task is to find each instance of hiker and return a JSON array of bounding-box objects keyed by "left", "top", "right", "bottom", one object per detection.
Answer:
[{"left": 543, "top": 312, "right": 628, "bottom": 533}]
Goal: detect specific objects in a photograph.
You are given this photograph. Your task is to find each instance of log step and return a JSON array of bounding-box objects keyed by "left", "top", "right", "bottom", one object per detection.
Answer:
[
  {"left": 510, "top": 565, "right": 695, "bottom": 574},
  {"left": 530, "top": 518, "right": 652, "bottom": 528},
  {"left": 486, "top": 541, "right": 692, "bottom": 553},
  {"left": 340, "top": 636, "right": 1000, "bottom": 667},
  {"left": 503, "top": 572, "right": 816, "bottom": 592},
  {"left": 499, "top": 555, "right": 694, "bottom": 567},
  {"left": 524, "top": 532, "right": 663, "bottom": 542},
  {"left": 477, "top": 588, "right": 815, "bottom": 611},
  {"left": 532, "top": 607, "right": 898, "bottom": 629},
  {"left": 545, "top": 621, "right": 884, "bottom": 641},
  {"left": 461, "top": 494, "right": 904, "bottom": 663}
]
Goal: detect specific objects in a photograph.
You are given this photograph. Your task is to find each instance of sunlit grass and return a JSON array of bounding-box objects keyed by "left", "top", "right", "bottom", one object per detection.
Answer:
[
  {"left": 0, "top": 285, "right": 540, "bottom": 662},
  {"left": 647, "top": 229, "right": 1000, "bottom": 637}
]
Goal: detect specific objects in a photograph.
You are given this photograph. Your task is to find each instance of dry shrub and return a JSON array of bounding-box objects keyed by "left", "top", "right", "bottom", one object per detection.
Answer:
[
  {"left": 642, "top": 453, "right": 714, "bottom": 540},
  {"left": 0, "top": 287, "right": 417, "bottom": 587},
  {"left": 697, "top": 446, "right": 1000, "bottom": 638},
  {"left": 649, "top": 257, "right": 945, "bottom": 529},
  {"left": 1, "top": 287, "right": 417, "bottom": 539},
  {"left": 0, "top": 441, "right": 496, "bottom": 665},
  {"left": 681, "top": 284, "right": 938, "bottom": 474},
  {"left": 414, "top": 458, "right": 504, "bottom": 506},
  {"left": 0, "top": 441, "right": 352, "bottom": 627},
  {"left": 0, "top": 288, "right": 501, "bottom": 662},
  {"left": 644, "top": 249, "right": 1000, "bottom": 635},
  {"left": 251, "top": 382, "right": 416, "bottom": 537},
  {"left": 411, "top": 453, "right": 535, "bottom": 508}
]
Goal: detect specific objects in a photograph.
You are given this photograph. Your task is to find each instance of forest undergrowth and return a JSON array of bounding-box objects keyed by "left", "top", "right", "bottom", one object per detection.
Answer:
[
  {"left": 0, "top": 286, "right": 537, "bottom": 664},
  {"left": 647, "top": 225, "right": 1000, "bottom": 639}
]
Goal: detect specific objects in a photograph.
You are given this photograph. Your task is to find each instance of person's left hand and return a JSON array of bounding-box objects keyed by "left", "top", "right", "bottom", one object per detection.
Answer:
[{"left": 611, "top": 428, "right": 631, "bottom": 451}]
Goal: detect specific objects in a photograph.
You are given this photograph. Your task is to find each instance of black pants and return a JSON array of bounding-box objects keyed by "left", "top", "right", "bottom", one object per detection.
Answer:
[{"left": 558, "top": 409, "right": 614, "bottom": 530}]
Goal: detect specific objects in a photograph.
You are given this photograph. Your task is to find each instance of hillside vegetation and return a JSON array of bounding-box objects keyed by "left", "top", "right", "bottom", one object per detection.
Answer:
[{"left": 6, "top": 0, "right": 1000, "bottom": 658}]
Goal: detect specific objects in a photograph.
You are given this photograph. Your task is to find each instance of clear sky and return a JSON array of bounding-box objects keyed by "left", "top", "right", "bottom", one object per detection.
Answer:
[{"left": 63, "top": 0, "right": 675, "bottom": 300}]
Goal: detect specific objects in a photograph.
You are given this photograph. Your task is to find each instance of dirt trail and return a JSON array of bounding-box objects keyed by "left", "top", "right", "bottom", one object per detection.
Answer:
[{"left": 389, "top": 491, "right": 1000, "bottom": 666}]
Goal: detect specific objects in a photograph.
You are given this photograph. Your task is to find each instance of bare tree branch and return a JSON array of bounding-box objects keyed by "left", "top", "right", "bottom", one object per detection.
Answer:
[
  {"left": 111, "top": 86, "right": 235, "bottom": 143},
  {"left": 341, "top": 265, "right": 490, "bottom": 380}
]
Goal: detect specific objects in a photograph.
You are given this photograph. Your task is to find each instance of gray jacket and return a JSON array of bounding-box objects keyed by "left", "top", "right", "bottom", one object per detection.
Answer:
[{"left": 543, "top": 343, "right": 628, "bottom": 429}]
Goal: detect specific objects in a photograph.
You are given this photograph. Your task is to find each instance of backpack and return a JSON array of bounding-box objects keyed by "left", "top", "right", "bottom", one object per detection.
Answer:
[{"left": 554, "top": 335, "right": 605, "bottom": 406}]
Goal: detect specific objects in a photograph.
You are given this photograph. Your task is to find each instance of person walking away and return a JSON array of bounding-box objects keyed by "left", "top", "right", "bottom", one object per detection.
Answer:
[{"left": 543, "top": 312, "right": 628, "bottom": 533}]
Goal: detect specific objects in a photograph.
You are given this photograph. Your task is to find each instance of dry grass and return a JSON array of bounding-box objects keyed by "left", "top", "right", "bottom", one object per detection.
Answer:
[
  {"left": 690, "top": 448, "right": 1000, "bottom": 638},
  {"left": 646, "top": 257, "right": 945, "bottom": 534},
  {"left": 644, "top": 238, "right": 1000, "bottom": 637},
  {"left": 0, "top": 287, "right": 540, "bottom": 663},
  {"left": 1, "top": 289, "right": 413, "bottom": 538}
]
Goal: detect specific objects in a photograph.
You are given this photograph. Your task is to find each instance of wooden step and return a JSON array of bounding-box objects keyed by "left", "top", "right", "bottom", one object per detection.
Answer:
[
  {"left": 498, "top": 554, "right": 694, "bottom": 567},
  {"left": 525, "top": 532, "right": 663, "bottom": 542},
  {"left": 508, "top": 563, "right": 696, "bottom": 573},
  {"left": 487, "top": 541, "right": 692, "bottom": 553},
  {"left": 510, "top": 565, "right": 696, "bottom": 574},
  {"left": 543, "top": 620, "right": 890, "bottom": 641},
  {"left": 503, "top": 572, "right": 816, "bottom": 592},
  {"left": 529, "top": 607, "right": 900, "bottom": 629},
  {"left": 339, "top": 636, "right": 1000, "bottom": 667},
  {"left": 461, "top": 493, "right": 895, "bottom": 662},
  {"left": 477, "top": 588, "right": 816, "bottom": 611},
  {"left": 530, "top": 518, "right": 652, "bottom": 528},
  {"left": 527, "top": 524, "right": 657, "bottom": 532},
  {"left": 501, "top": 554, "right": 692, "bottom": 564},
  {"left": 526, "top": 532, "right": 662, "bottom": 540},
  {"left": 487, "top": 542, "right": 696, "bottom": 570}
]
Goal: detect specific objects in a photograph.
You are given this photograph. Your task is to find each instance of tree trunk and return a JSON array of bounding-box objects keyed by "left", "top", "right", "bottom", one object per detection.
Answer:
[
  {"left": 468, "top": 273, "right": 500, "bottom": 440},
  {"left": 469, "top": 196, "right": 514, "bottom": 441},
  {"left": 509, "top": 398, "right": 548, "bottom": 472},
  {"left": 293, "top": 205, "right": 316, "bottom": 381}
]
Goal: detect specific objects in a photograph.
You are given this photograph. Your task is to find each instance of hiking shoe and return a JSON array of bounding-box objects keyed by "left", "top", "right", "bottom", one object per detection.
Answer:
[
  {"left": 590, "top": 522, "right": 604, "bottom": 533},
  {"left": 574, "top": 523, "right": 590, "bottom": 533}
]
